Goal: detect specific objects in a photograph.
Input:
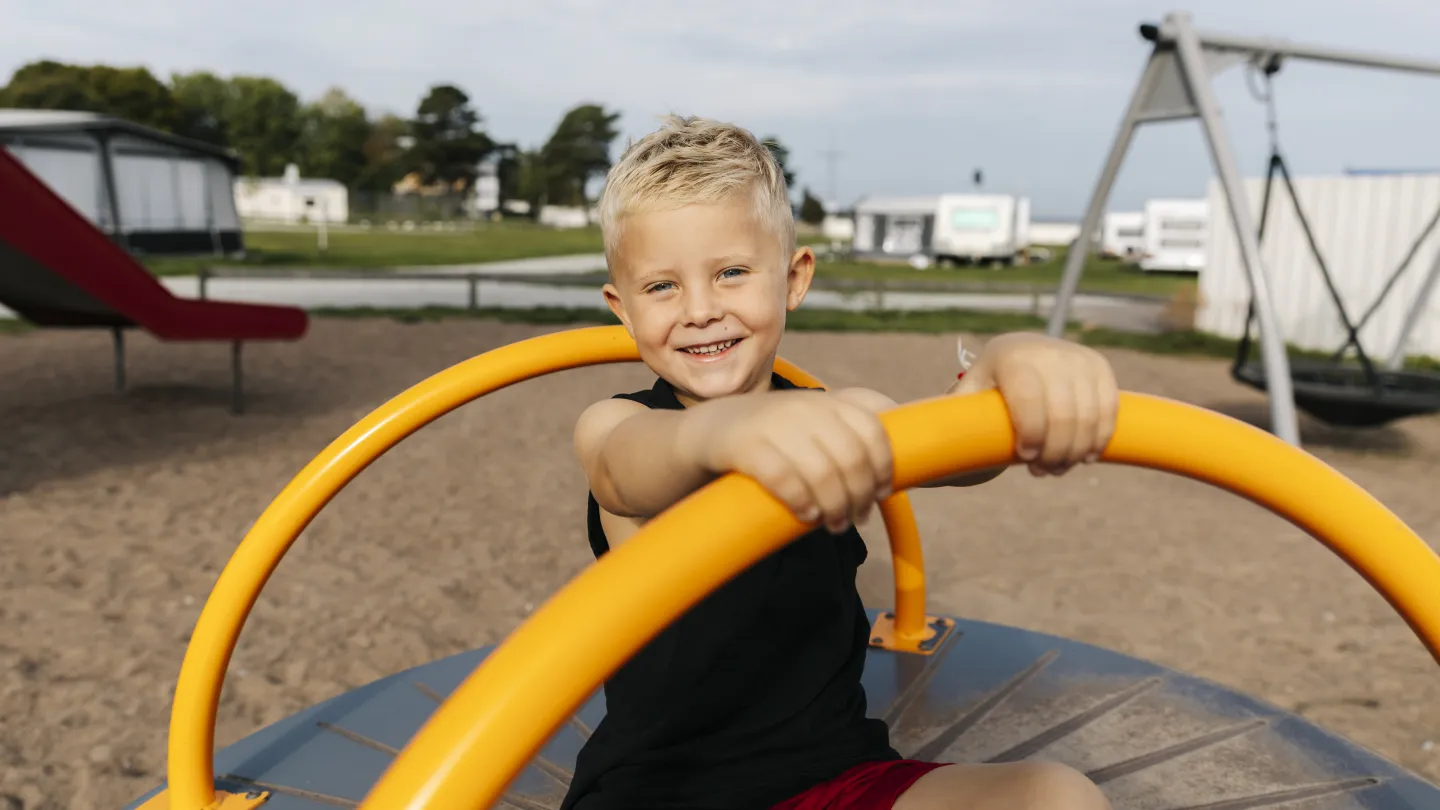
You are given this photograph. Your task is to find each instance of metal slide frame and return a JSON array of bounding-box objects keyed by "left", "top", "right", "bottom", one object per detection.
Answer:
[{"left": 1047, "top": 11, "right": 1440, "bottom": 446}]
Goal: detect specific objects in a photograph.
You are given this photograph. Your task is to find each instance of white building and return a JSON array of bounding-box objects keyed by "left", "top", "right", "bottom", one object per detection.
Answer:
[
  {"left": 233, "top": 164, "right": 349, "bottom": 224},
  {"left": 0, "top": 108, "right": 245, "bottom": 255},
  {"left": 472, "top": 162, "right": 500, "bottom": 215},
  {"left": 537, "top": 205, "right": 598, "bottom": 229},
  {"left": 821, "top": 213, "right": 854, "bottom": 241}
]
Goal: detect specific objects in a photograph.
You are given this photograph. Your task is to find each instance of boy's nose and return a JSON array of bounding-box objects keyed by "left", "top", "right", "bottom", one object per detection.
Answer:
[{"left": 682, "top": 288, "right": 724, "bottom": 326}]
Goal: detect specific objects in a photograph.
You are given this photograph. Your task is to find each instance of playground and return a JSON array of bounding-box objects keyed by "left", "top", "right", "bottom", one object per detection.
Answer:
[
  {"left": 2, "top": 318, "right": 1438, "bottom": 809},
  {"left": 3, "top": 11, "right": 1440, "bottom": 810}
]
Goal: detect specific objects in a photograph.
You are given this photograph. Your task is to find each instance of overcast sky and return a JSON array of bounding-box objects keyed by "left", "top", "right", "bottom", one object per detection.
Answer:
[{"left": 5, "top": 1, "right": 1439, "bottom": 218}]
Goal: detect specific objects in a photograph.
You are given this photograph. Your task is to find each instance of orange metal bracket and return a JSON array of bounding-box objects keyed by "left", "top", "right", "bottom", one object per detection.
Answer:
[
  {"left": 872, "top": 488, "right": 939, "bottom": 653},
  {"left": 136, "top": 789, "right": 268, "bottom": 810},
  {"left": 868, "top": 612, "right": 955, "bottom": 655}
]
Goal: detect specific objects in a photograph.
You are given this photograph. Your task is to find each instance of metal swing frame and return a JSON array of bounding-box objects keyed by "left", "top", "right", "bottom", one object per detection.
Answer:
[
  {"left": 1230, "top": 131, "right": 1440, "bottom": 428},
  {"left": 1046, "top": 11, "right": 1440, "bottom": 446},
  {"left": 1230, "top": 54, "right": 1440, "bottom": 426}
]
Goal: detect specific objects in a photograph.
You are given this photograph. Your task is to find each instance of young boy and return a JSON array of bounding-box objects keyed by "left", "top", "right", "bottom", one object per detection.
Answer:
[{"left": 560, "top": 116, "right": 1117, "bottom": 810}]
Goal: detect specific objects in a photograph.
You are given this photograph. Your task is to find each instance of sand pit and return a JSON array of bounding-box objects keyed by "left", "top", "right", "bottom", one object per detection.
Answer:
[{"left": 1, "top": 318, "right": 1437, "bottom": 809}]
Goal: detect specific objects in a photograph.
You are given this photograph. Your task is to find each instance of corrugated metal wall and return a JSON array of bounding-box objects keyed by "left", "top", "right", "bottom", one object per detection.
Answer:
[{"left": 1198, "top": 173, "right": 1440, "bottom": 360}]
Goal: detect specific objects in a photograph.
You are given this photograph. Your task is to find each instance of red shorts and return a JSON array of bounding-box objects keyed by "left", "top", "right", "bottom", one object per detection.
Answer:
[{"left": 770, "top": 760, "right": 950, "bottom": 810}]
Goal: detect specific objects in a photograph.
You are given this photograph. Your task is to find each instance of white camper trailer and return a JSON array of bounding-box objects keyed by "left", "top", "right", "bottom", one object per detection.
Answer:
[
  {"left": 852, "top": 194, "right": 1031, "bottom": 266},
  {"left": 1101, "top": 211, "right": 1146, "bottom": 259},
  {"left": 1138, "top": 198, "right": 1209, "bottom": 272}
]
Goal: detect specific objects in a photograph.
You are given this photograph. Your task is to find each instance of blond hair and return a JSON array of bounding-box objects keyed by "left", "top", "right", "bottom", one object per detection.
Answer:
[{"left": 599, "top": 115, "right": 795, "bottom": 268}]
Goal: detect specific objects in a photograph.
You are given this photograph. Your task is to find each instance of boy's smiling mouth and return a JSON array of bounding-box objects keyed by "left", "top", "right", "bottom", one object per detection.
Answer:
[{"left": 679, "top": 337, "right": 742, "bottom": 358}]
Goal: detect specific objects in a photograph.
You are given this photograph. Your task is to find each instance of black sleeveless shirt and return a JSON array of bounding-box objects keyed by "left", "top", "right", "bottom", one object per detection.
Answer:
[{"left": 560, "top": 373, "right": 899, "bottom": 810}]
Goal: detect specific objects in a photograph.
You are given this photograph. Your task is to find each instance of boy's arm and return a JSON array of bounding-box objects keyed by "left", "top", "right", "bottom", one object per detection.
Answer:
[
  {"left": 832, "top": 386, "right": 1007, "bottom": 488},
  {"left": 578, "top": 388, "right": 899, "bottom": 539},
  {"left": 574, "top": 398, "right": 716, "bottom": 520}
]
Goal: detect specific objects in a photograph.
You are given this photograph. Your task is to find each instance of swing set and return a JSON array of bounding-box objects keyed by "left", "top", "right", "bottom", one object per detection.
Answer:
[
  {"left": 1048, "top": 11, "right": 1440, "bottom": 445},
  {"left": 1230, "top": 55, "right": 1440, "bottom": 428}
]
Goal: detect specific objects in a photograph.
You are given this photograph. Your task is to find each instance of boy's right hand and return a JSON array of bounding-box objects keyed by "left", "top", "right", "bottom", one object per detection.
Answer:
[{"left": 684, "top": 391, "right": 895, "bottom": 534}]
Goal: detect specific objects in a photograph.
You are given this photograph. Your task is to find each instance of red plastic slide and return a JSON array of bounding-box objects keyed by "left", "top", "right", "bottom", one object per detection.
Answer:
[{"left": 0, "top": 147, "right": 306, "bottom": 341}]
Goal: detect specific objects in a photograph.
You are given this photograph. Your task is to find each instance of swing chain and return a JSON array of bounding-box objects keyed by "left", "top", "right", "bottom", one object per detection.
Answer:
[
  {"left": 1245, "top": 52, "right": 1283, "bottom": 158},
  {"left": 1233, "top": 55, "right": 1386, "bottom": 396},
  {"left": 1233, "top": 56, "right": 1283, "bottom": 378}
]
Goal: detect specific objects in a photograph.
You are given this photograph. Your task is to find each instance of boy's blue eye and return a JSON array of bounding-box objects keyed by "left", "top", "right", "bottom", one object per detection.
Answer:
[
  {"left": 720, "top": 267, "right": 747, "bottom": 278},
  {"left": 646, "top": 281, "right": 675, "bottom": 293}
]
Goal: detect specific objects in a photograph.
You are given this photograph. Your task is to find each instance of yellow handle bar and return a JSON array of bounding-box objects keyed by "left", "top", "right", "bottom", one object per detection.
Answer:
[
  {"left": 355, "top": 387, "right": 1440, "bottom": 810},
  {"left": 160, "top": 325, "right": 933, "bottom": 810}
]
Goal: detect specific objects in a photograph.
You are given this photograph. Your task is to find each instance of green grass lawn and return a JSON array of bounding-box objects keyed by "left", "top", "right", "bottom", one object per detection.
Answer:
[
  {"left": 143, "top": 224, "right": 845, "bottom": 277},
  {"left": 1076, "top": 327, "right": 1440, "bottom": 371},
  {"left": 815, "top": 246, "right": 1197, "bottom": 299},
  {"left": 144, "top": 223, "right": 608, "bottom": 276}
]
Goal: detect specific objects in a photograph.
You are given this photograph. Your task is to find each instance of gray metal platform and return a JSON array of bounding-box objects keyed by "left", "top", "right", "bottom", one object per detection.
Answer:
[{"left": 125, "top": 611, "right": 1440, "bottom": 809}]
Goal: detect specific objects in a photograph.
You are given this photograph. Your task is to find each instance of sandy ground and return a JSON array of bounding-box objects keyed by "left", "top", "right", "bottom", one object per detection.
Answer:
[{"left": 1, "top": 319, "right": 1438, "bottom": 810}]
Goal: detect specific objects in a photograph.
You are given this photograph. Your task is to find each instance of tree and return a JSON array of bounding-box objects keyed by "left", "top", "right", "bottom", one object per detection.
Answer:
[
  {"left": 539, "top": 103, "right": 622, "bottom": 208},
  {"left": 298, "top": 87, "right": 372, "bottom": 187},
  {"left": 355, "top": 113, "right": 412, "bottom": 192},
  {"left": 488, "top": 143, "right": 522, "bottom": 209},
  {"left": 0, "top": 61, "right": 98, "bottom": 111},
  {"left": 224, "top": 76, "right": 305, "bottom": 176},
  {"left": 799, "top": 187, "right": 826, "bottom": 225},
  {"left": 171, "top": 70, "right": 234, "bottom": 146},
  {"left": 511, "top": 148, "right": 551, "bottom": 214},
  {"left": 1, "top": 60, "right": 184, "bottom": 133},
  {"left": 761, "top": 135, "right": 796, "bottom": 190},
  {"left": 87, "top": 65, "right": 185, "bottom": 133},
  {"left": 409, "top": 84, "right": 493, "bottom": 192}
]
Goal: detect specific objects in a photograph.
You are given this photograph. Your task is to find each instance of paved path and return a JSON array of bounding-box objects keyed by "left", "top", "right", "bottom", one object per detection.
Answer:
[{"left": 176, "top": 277, "right": 1166, "bottom": 333}]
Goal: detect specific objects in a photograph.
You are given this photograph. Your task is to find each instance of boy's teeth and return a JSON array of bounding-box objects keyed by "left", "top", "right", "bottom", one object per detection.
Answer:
[{"left": 684, "top": 339, "right": 737, "bottom": 355}]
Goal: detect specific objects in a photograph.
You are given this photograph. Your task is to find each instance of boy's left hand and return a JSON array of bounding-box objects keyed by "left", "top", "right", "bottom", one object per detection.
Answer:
[{"left": 953, "top": 333, "right": 1118, "bottom": 476}]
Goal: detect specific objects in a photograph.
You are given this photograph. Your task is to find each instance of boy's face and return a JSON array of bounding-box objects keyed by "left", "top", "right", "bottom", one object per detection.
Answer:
[{"left": 603, "top": 196, "right": 814, "bottom": 405}]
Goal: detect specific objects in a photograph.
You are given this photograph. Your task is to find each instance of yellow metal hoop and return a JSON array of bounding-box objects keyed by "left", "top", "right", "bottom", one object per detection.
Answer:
[
  {"left": 156, "top": 325, "right": 934, "bottom": 810},
  {"left": 355, "top": 388, "right": 1440, "bottom": 810}
]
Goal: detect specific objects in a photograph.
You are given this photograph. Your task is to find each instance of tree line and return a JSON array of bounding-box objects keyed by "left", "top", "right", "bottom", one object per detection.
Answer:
[{"left": 0, "top": 59, "right": 830, "bottom": 221}]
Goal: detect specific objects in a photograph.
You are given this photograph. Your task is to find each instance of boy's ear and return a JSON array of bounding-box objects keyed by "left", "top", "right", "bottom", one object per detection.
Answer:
[
  {"left": 603, "top": 283, "right": 634, "bottom": 337},
  {"left": 785, "top": 246, "right": 816, "bottom": 312}
]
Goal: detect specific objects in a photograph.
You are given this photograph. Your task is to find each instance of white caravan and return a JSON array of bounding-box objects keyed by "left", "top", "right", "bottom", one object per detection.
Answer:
[
  {"left": 852, "top": 193, "right": 1031, "bottom": 266},
  {"left": 1101, "top": 211, "right": 1146, "bottom": 259},
  {"left": 1138, "top": 198, "right": 1209, "bottom": 272}
]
